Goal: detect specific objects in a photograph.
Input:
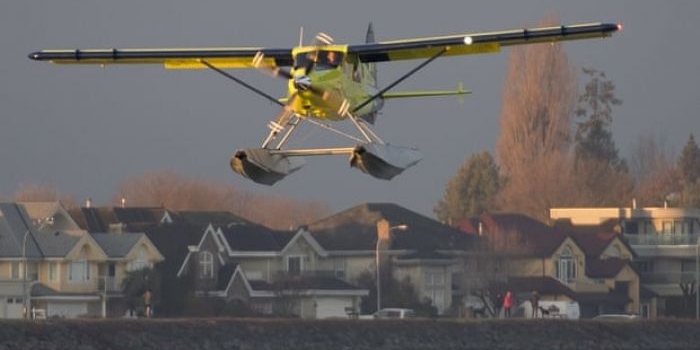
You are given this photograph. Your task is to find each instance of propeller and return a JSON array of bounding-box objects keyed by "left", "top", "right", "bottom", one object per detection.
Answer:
[{"left": 252, "top": 32, "right": 334, "bottom": 94}]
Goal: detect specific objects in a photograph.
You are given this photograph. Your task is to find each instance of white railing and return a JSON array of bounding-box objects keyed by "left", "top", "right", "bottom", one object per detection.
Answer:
[
  {"left": 624, "top": 233, "right": 700, "bottom": 246},
  {"left": 97, "top": 276, "right": 120, "bottom": 292}
]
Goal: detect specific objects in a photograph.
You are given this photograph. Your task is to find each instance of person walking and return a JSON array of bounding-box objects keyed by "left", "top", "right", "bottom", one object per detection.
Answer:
[
  {"left": 531, "top": 290, "right": 540, "bottom": 318},
  {"left": 503, "top": 290, "right": 513, "bottom": 318},
  {"left": 143, "top": 288, "right": 153, "bottom": 318}
]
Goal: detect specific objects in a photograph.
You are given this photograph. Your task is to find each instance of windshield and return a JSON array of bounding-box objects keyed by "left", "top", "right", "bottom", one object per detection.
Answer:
[{"left": 295, "top": 50, "right": 344, "bottom": 71}]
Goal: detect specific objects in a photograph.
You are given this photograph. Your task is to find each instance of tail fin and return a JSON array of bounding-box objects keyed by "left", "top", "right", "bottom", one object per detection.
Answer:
[
  {"left": 361, "top": 22, "right": 379, "bottom": 124},
  {"left": 365, "top": 22, "right": 377, "bottom": 86}
]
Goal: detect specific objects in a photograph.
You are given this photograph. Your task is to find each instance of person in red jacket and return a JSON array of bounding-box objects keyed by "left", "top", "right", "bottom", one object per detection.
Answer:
[{"left": 503, "top": 290, "right": 513, "bottom": 318}]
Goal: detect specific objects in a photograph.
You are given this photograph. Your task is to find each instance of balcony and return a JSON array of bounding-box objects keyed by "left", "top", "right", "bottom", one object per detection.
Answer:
[
  {"left": 624, "top": 233, "right": 700, "bottom": 246},
  {"left": 639, "top": 271, "right": 696, "bottom": 284},
  {"left": 97, "top": 276, "right": 121, "bottom": 293}
]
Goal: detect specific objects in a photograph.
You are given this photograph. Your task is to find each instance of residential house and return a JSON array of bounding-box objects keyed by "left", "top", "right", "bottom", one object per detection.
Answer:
[
  {"left": 0, "top": 202, "right": 163, "bottom": 318},
  {"left": 550, "top": 205, "right": 700, "bottom": 318},
  {"left": 177, "top": 222, "right": 368, "bottom": 319},
  {"left": 459, "top": 213, "right": 640, "bottom": 318},
  {"left": 306, "top": 203, "right": 478, "bottom": 315},
  {"left": 171, "top": 203, "right": 477, "bottom": 318}
]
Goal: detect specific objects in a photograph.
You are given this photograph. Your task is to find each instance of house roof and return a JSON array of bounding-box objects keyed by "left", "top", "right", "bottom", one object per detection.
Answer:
[
  {"left": 220, "top": 223, "right": 296, "bottom": 252},
  {"left": 165, "top": 210, "right": 251, "bottom": 227},
  {"left": 307, "top": 203, "right": 477, "bottom": 251},
  {"left": 395, "top": 250, "right": 454, "bottom": 261},
  {"left": 69, "top": 206, "right": 165, "bottom": 232},
  {"left": 247, "top": 276, "right": 365, "bottom": 291},
  {"left": 138, "top": 223, "right": 206, "bottom": 276},
  {"left": 0, "top": 202, "right": 80, "bottom": 258},
  {"left": 506, "top": 276, "right": 576, "bottom": 299},
  {"left": 477, "top": 213, "right": 569, "bottom": 257},
  {"left": 216, "top": 262, "right": 239, "bottom": 290},
  {"left": 585, "top": 258, "right": 630, "bottom": 278},
  {"left": 91, "top": 233, "right": 145, "bottom": 258}
]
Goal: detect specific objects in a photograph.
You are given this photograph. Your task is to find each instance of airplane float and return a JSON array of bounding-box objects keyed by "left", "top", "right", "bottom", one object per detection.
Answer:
[{"left": 29, "top": 22, "right": 620, "bottom": 185}]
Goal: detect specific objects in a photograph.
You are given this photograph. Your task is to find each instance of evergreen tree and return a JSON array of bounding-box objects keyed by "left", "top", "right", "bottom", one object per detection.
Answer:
[
  {"left": 678, "top": 134, "right": 700, "bottom": 186},
  {"left": 678, "top": 134, "right": 700, "bottom": 207},
  {"left": 574, "top": 68, "right": 624, "bottom": 169},
  {"left": 434, "top": 151, "right": 500, "bottom": 224}
]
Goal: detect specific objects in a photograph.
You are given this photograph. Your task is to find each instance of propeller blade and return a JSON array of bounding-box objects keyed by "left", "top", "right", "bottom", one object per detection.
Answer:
[
  {"left": 314, "top": 32, "right": 333, "bottom": 46},
  {"left": 253, "top": 51, "right": 293, "bottom": 79},
  {"left": 262, "top": 93, "right": 298, "bottom": 149}
]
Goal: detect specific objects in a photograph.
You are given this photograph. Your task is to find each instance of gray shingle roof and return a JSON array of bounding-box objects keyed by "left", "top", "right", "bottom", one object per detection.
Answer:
[
  {"left": 92, "top": 233, "right": 144, "bottom": 258},
  {"left": 307, "top": 203, "right": 477, "bottom": 251},
  {"left": 220, "top": 224, "right": 295, "bottom": 252}
]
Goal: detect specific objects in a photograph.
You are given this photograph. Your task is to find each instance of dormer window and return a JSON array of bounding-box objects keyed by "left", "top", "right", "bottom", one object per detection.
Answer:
[
  {"left": 200, "top": 251, "right": 213, "bottom": 279},
  {"left": 286, "top": 255, "right": 305, "bottom": 276},
  {"left": 556, "top": 246, "right": 576, "bottom": 284}
]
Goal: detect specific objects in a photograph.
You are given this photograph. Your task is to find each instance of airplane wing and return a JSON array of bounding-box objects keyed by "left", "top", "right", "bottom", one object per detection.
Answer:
[
  {"left": 347, "top": 22, "right": 620, "bottom": 62},
  {"left": 28, "top": 47, "right": 293, "bottom": 69},
  {"left": 28, "top": 22, "right": 619, "bottom": 68}
]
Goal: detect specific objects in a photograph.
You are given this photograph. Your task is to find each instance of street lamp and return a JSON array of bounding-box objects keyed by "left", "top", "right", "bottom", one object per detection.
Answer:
[
  {"left": 22, "top": 218, "right": 53, "bottom": 319},
  {"left": 695, "top": 237, "right": 700, "bottom": 320},
  {"left": 376, "top": 220, "right": 408, "bottom": 312}
]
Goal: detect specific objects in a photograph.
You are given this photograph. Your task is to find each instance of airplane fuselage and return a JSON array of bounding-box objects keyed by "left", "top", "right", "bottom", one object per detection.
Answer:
[{"left": 288, "top": 46, "right": 381, "bottom": 121}]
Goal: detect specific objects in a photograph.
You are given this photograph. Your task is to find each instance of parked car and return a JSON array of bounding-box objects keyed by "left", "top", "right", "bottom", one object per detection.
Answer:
[
  {"left": 593, "top": 314, "right": 640, "bottom": 321},
  {"left": 360, "top": 308, "right": 416, "bottom": 319}
]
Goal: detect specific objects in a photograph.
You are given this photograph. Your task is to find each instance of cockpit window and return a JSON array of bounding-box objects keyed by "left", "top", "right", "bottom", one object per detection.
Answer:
[{"left": 294, "top": 51, "right": 343, "bottom": 71}]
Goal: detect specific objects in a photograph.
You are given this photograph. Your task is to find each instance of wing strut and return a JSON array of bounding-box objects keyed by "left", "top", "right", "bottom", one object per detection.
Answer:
[
  {"left": 352, "top": 47, "right": 448, "bottom": 114},
  {"left": 199, "top": 60, "right": 285, "bottom": 107}
]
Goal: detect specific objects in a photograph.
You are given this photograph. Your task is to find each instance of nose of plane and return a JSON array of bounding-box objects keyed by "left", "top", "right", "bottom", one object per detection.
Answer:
[{"left": 293, "top": 75, "right": 312, "bottom": 91}]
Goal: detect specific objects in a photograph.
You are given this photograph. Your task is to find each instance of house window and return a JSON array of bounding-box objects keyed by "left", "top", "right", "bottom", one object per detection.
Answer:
[
  {"left": 129, "top": 245, "right": 149, "bottom": 271},
  {"left": 68, "top": 260, "right": 89, "bottom": 282},
  {"left": 642, "top": 221, "right": 655, "bottom": 234},
  {"left": 640, "top": 303, "right": 651, "bottom": 318},
  {"left": 624, "top": 221, "right": 639, "bottom": 234},
  {"left": 424, "top": 271, "right": 445, "bottom": 312},
  {"left": 49, "top": 262, "right": 58, "bottom": 282},
  {"left": 662, "top": 221, "right": 673, "bottom": 234},
  {"left": 287, "top": 256, "right": 304, "bottom": 276},
  {"left": 674, "top": 220, "right": 689, "bottom": 234},
  {"left": 27, "top": 262, "right": 38, "bottom": 281},
  {"left": 200, "top": 251, "right": 214, "bottom": 278},
  {"left": 10, "top": 262, "right": 20, "bottom": 279},
  {"left": 334, "top": 258, "right": 346, "bottom": 279},
  {"left": 635, "top": 260, "right": 654, "bottom": 273},
  {"left": 69, "top": 247, "right": 90, "bottom": 283},
  {"left": 556, "top": 246, "right": 576, "bottom": 283}
]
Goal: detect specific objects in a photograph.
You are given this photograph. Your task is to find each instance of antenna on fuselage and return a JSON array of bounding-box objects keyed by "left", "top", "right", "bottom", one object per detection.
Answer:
[{"left": 298, "top": 26, "right": 304, "bottom": 47}]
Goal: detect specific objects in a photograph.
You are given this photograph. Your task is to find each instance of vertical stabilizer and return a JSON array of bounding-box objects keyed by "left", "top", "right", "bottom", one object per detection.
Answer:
[
  {"left": 361, "top": 22, "right": 379, "bottom": 124},
  {"left": 365, "top": 22, "right": 377, "bottom": 85}
]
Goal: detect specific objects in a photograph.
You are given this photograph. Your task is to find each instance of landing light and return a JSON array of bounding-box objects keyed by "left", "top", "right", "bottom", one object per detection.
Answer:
[
  {"left": 463, "top": 36, "right": 473, "bottom": 45},
  {"left": 617, "top": 23, "right": 623, "bottom": 32}
]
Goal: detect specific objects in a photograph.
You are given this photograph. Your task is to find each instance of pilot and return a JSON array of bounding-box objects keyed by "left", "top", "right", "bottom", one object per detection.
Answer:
[{"left": 325, "top": 51, "right": 339, "bottom": 68}]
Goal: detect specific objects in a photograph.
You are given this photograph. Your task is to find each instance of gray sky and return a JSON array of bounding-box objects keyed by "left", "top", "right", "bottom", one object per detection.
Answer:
[{"left": 2, "top": 0, "right": 698, "bottom": 217}]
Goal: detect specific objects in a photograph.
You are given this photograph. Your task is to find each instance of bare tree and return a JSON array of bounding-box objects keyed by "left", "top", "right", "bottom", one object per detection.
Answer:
[
  {"left": 495, "top": 18, "right": 578, "bottom": 220},
  {"left": 496, "top": 20, "right": 576, "bottom": 176},
  {"left": 12, "top": 182, "right": 78, "bottom": 208},
  {"left": 114, "top": 170, "right": 329, "bottom": 229}
]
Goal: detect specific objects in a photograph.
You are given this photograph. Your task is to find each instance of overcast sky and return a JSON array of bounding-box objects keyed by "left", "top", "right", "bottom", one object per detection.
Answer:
[{"left": 2, "top": 1, "right": 698, "bottom": 218}]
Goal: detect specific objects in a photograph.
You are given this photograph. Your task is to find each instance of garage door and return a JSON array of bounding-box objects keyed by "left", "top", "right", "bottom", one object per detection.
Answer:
[
  {"left": 315, "top": 297, "right": 351, "bottom": 319},
  {"left": 5, "top": 297, "right": 24, "bottom": 319},
  {"left": 48, "top": 302, "right": 87, "bottom": 318}
]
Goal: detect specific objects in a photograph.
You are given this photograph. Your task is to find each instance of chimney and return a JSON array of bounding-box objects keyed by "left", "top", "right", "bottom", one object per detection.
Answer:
[
  {"left": 632, "top": 198, "right": 637, "bottom": 209},
  {"left": 85, "top": 197, "right": 92, "bottom": 208},
  {"left": 121, "top": 198, "right": 127, "bottom": 208}
]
